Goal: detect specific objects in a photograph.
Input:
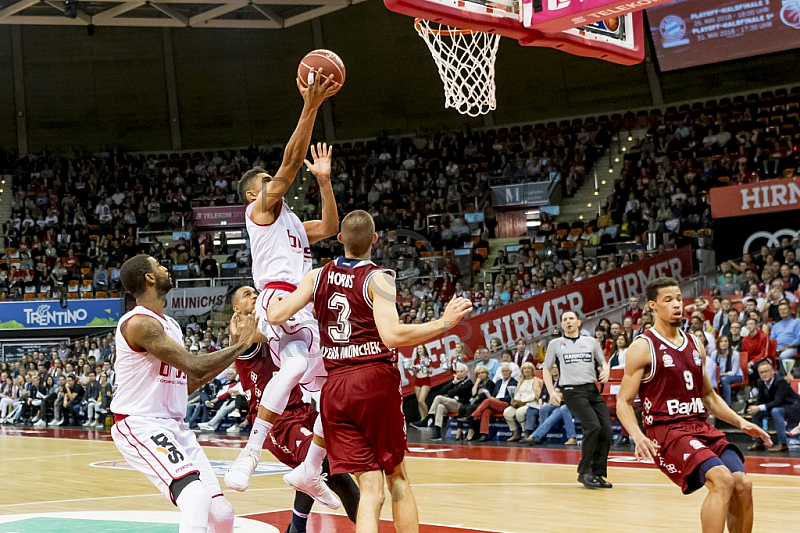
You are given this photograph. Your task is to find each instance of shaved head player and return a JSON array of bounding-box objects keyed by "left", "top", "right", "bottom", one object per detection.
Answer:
[
  {"left": 617, "top": 278, "right": 771, "bottom": 533},
  {"left": 268, "top": 210, "right": 473, "bottom": 533},
  {"left": 110, "top": 255, "right": 258, "bottom": 533}
]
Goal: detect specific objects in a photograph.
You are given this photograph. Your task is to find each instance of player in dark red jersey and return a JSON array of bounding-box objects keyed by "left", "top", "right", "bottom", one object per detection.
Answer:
[
  {"left": 267, "top": 210, "right": 472, "bottom": 533},
  {"left": 617, "top": 277, "right": 771, "bottom": 533},
  {"left": 230, "top": 286, "right": 359, "bottom": 533}
]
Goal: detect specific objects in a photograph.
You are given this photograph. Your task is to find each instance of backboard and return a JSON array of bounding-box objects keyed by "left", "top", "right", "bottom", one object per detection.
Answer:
[{"left": 384, "top": 0, "right": 648, "bottom": 65}]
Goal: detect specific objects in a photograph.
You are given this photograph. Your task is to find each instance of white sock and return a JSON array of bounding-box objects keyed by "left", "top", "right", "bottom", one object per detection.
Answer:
[
  {"left": 208, "top": 494, "right": 235, "bottom": 533},
  {"left": 175, "top": 481, "right": 211, "bottom": 533},
  {"left": 302, "top": 442, "right": 326, "bottom": 474},
  {"left": 246, "top": 418, "right": 272, "bottom": 452}
]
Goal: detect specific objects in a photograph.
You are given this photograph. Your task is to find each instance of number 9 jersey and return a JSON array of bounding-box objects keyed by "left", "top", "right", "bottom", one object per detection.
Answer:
[{"left": 313, "top": 257, "right": 397, "bottom": 377}]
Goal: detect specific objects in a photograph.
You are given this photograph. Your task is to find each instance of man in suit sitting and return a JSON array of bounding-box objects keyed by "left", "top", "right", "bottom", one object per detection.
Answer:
[
  {"left": 467, "top": 364, "right": 518, "bottom": 442},
  {"left": 747, "top": 359, "right": 800, "bottom": 453},
  {"left": 411, "top": 363, "right": 473, "bottom": 441}
]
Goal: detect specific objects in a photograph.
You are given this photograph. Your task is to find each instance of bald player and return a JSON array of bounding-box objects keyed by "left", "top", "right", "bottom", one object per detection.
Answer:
[{"left": 268, "top": 210, "right": 473, "bottom": 533}]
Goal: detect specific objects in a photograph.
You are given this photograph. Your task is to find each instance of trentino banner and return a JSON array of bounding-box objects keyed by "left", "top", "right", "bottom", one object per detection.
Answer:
[{"left": 0, "top": 298, "right": 124, "bottom": 330}]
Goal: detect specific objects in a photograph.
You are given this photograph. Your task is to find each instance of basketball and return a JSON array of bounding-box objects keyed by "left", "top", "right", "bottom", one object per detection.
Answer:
[
  {"left": 298, "top": 49, "right": 346, "bottom": 95},
  {"left": 604, "top": 17, "right": 620, "bottom": 32}
]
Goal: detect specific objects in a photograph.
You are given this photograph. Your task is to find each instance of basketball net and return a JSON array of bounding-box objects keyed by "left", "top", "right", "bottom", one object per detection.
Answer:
[{"left": 414, "top": 18, "right": 500, "bottom": 117}]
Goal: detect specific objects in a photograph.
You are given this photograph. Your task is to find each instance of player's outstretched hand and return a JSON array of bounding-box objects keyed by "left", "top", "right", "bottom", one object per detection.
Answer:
[
  {"left": 740, "top": 420, "right": 773, "bottom": 447},
  {"left": 304, "top": 142, "right": 332, "bottom": 181},
  {"left": 232, "top": 312, "right": 258, "bottom": 347},
  {"left": 598, "top": 366, "right": 609, "bottom": 383},
  {"left": 633, "top": 435, "right": 659, "bottom": 461},
  {"left": 297, "top": 68, "right": 336, "bottom": 108},
  {"left": 442, "top": 297, "right": 472, "bottom": 329}
]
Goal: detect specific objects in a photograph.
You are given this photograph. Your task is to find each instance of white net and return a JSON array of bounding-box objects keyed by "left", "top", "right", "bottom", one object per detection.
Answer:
[{"left": 414, "top": 18, "right": 501, "bottom": 118}]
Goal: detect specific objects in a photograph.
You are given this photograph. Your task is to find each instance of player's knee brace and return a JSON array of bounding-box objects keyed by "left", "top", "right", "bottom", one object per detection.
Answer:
[
  {"left": 313, "top": 412, "right": 324, "bottom": 439},
  {"left": 260, "top": 342, "right": 310, "bottom": 414},
  {"left": 208, "top": 495, "right": 235, "bottom": 533}
]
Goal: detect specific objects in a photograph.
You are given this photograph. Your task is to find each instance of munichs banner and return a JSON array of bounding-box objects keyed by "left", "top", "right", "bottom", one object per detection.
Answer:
[
  {"left": 397, "top": 246, "right": 694, "bottom": 396},
  {"left": 164, "top": 287, "right": 229, "bottom": 317}
]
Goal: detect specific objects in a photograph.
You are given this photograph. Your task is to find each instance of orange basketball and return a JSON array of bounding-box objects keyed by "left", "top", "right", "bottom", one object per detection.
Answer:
[{"left": 297, "top": 49, "right": 346, "bottom": 95}]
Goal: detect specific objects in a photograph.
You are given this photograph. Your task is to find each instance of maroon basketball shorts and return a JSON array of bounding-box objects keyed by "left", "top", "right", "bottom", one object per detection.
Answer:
[
  {"left": 321, "top": 363, "right": 408, "bottom": 475},
  {"left": 647, "top": 420, "right": 743, "bottom": 494},
  {"left": 265, "top": 403, "right": 317, "bottom": 469}
]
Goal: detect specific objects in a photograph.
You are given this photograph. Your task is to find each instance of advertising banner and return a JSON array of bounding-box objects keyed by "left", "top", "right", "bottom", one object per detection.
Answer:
[
  {"left": 164, "top": 287, "right": 229, "bottom": 317},
  {"left": 709, "top": 178, "right": 800, "bottom": 219},
  {"left": 649, "top": 0, "right": 800, "bottom": 72},
  {"left": 521, "top": 0, "right": 673, "bottom": 33},
  {"left": 193, "top": 206, "right": 246, "bottom": 228},
  {"left": 491, "top": 181, "right": 555, "bottom": 207},
  {"left": 0, "top": 299, "right": 124, "bottom": 330},
  {"left": 398, "top": 246, "right": 694, "bottom": 396}
]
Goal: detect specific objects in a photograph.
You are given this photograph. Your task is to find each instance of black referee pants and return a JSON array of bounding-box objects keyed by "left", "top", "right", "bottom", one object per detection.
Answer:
[{"left": 562, "top": 383, "right": 612, "bottom": 478}]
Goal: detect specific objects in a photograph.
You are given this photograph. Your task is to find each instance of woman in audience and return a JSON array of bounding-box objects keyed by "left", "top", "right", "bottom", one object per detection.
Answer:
[
  {"left": 609, "top": 334, "right": 629, "bottom": 369},
  {"left": 411, "top": 345, "right": 433, "bottom": 419},
  {"left": 468, "top": 364, "right": 518, "bottom": 442},
  {"left": 713, "top": 334, "right": 743, "bottom": 407},
  {"left": 503, "top": 362, "right": 543, "bottom": 442},
  {"left": 456, "top": 365, "right": 495, "bottom": 441},
  {"left": 0, "top": 376, "right": 20, "bottom": 423},
  {"left": 33, "top": 374, "right": 59, "bottom": 426}
]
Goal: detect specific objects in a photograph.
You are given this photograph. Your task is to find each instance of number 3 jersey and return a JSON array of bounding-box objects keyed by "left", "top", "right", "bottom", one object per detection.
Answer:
[
  {"left": 313, "top": 257, "right": 396, "bottom": 376},
  {"left": 638, "top": 328, "right": 707, "bottom": 430},
  {"left": 111, "top": 306, "right": 188, "bottom": 420}
]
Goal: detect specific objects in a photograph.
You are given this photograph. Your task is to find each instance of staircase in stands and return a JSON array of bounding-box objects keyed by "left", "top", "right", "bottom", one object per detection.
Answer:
[
  {"left": 557, "top": 132, "right": 642, "bottom": 224},
  {"left": 0, "top": 175, "right": 12, "bottom": 254}
]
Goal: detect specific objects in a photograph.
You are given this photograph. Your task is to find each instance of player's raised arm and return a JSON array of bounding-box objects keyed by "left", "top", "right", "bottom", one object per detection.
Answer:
[
  {"left": 123, "top": 313, "right": 258, "bottom": 391},
  {"left": 369, "top": 272, "right": 472, "bottom": 349},
  {"left": 266, "top": 268, "right": 320, "bottom": 323},
  {"left": 617, "top": 337, "right": 659, "bottom": 461},
  {"left": 248, "top": 73, "right": 336, "bottom": 224},
  {"left": 302, "top": 143, "right": 339, "bottom": 244},
  {"left": 698, "top": 341, "right": 773, "bottom": 446}
]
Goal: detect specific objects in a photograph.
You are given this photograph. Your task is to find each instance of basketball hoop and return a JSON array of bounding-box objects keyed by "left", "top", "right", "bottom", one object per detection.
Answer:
[{"left": 414, "top": 18, "right": 500, "bottom": 117}]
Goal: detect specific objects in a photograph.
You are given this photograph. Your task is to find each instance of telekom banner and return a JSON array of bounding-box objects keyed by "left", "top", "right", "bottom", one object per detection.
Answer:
[
  {"left": 709, "top": 178, "right": 800, "bottom": 219},
  {"left": 521, "top": 0, "right": 672, "bottom": 33},
  {"left": 398, "top": 246, "right": 694, "bottom": 396},
  {"left": 193, "top": 206, "right": 246, "bottom": 228}
]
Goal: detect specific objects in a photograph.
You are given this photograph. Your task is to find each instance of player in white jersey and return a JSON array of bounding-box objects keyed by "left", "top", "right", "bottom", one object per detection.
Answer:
[
  {"left": 224, "top": 71, "right": 340, "bottom": 509},
  {"left": 111, "top": 254, "right": 258, "bottom": 533}
]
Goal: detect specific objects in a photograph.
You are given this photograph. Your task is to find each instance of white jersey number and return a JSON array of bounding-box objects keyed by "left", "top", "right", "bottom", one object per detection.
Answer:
[
  {"left": 327, "top": 293, "right": 352, "bottom": 343},
  {"left": 683, "top": 370, "right": 694, "bottom": 391}
]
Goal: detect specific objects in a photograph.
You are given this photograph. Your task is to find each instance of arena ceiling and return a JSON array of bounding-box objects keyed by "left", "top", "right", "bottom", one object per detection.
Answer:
[{"left": 0, "top": 0, "right": 368, "bottom": 27}]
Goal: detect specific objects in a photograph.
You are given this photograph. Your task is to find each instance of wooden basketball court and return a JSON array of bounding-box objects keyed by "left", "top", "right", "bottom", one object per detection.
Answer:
[{"left": 1, "top": 427, "right": 799, "bottom": 532}]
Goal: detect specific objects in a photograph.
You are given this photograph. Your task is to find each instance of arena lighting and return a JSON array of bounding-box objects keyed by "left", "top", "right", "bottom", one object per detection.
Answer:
[
  {"left": 294, "top": 195, "right": 299, "bottom": 200},
  {"left": 587, "top": 203, "right": 592, "bottom": 208},
  {"left": 608, "top": 167, "right": 613, "bottom": 173},
  {"left": 594, "top": 190, "right": 599, "bottom": 196},
  {"left": 601, "top": 180, "right": 607, "bottom": 185},
  {"left": 579, "top": 215, "right": 584, "bottom": 220},
  {"left": 298, "top": 187, "right": 303, "bottom": 190},
  {"left": 621, "top": 146, "right": 627, "bottom": 152},
  {"left": 627, "top": 135, "right": 633, "bottom": 141},
  {"left": 614, "top": 157, "right": 619, "bottom": 162},
  {"left": 63, "top": 0, "right": 78, "bottom": 19}
]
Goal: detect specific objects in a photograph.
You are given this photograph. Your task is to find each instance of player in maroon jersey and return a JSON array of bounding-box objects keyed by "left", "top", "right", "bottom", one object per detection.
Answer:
[
  {"left": 266, "top": 210, "right": 473, "bottom": 533},
  {"left": 617, "top": 277, "right": 771, "bottom": 533},
  {"left": 230, "top": 286, "right": 359, "bottom": 533}
]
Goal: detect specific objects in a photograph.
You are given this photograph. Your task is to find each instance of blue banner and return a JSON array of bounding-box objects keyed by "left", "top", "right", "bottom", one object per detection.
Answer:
[{"left": 0, "top": 299, "right": 124, "bottom": 330}]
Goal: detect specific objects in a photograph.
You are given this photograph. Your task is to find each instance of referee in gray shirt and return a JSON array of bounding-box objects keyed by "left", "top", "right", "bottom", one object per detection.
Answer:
[{"left": 544, "top": 310, "right": 613, "bottom": 490}]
